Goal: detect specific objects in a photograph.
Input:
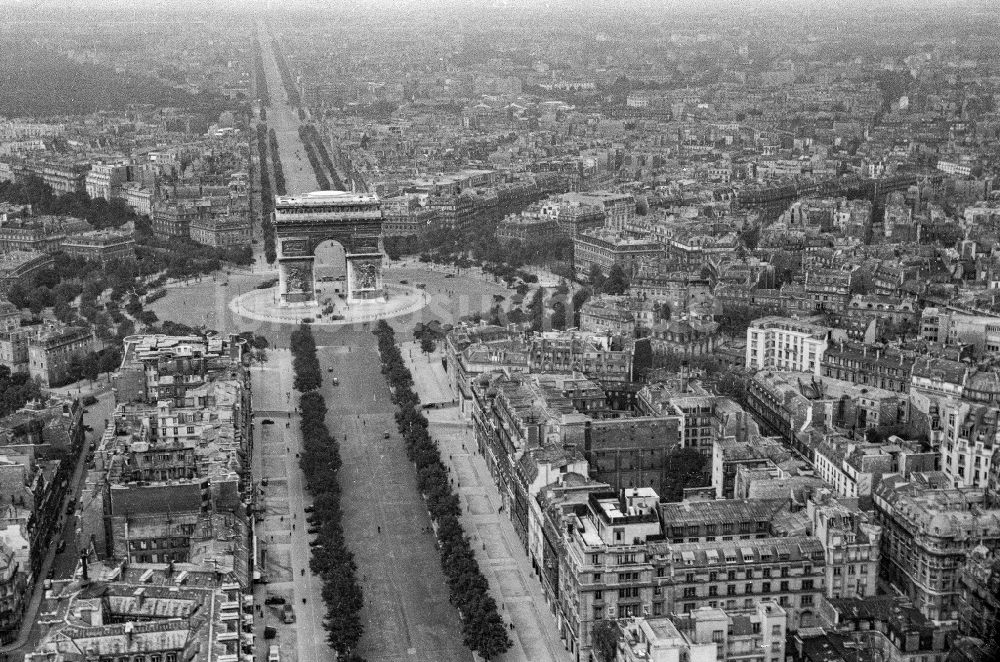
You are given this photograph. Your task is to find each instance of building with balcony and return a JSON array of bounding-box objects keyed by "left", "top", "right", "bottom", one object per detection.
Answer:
[
  {"left": 0, "top": 536, "right": 26, "bottom": 645},
  {"left": 60, "top": 227, "right": 136, "bottom": 265},
  {"left": 84, "top": 162, "right": 136, "bottom": 201},
  {"left": 873, "top": 472, "right": 1000, "bottom": 621},
  {"left": 616, "top": 602, "right": 787, "bottom": 662},
  {"left": 27, "top": 324, "right": 96, "bottom": 387},
  {"left": 820, "top": 340, "right": 914, "bottom": 394},
  {"left": 573, "top": 229, "right": 663, "bottom": 280},
  {"left": 746, "top": 317, "right": 834, "bottom": 376},
  {"left": 26, "top": 564, "right": 254, "bottom": 662}
]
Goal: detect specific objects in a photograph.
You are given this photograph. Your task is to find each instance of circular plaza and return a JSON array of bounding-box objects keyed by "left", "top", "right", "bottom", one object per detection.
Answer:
[{"left": 229, "top": 282, "right": 430, "bottom": 326}]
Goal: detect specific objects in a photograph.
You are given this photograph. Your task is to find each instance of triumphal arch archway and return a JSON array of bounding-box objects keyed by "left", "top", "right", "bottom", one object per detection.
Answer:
[{"left": 273, "top": 191, "right": 384, "bottom": 305}]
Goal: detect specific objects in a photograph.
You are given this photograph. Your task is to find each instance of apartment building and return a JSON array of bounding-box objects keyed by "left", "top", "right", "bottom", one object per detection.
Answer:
[
  {"left": 26, "top": 564, "right": 252, "bottom": 662},
  {"left": 559, "top": 489, "right": 828, "bottom": 660},
  {"left": 820, "top": 340, "right": 914, "bottom": 394},
  {"left": 804, "top": 269, "right": 853, "bottom": 314},
  {"left": 573, "top": 229, "right": 663, "bottom": 280},
  {"left": 746, "top": 317, "right": 833, "bottom": 376},
  {"left": 27, "top": 324, "right": 96, "bottom": 387},
  {"left": 60, "top": 227, "right": 136, "bottom": 265},
  {"left": 873, "top": 472, "right": 1000, "bottom": 621},
  {"left": 807, "top": 493, "right": 880, "bottom": 600},
  {"left": 617, "top": 602, "right": 787, "bottom": 662},
  {"left": 940, "top": 401, "right": 999, "bottom": 489}
]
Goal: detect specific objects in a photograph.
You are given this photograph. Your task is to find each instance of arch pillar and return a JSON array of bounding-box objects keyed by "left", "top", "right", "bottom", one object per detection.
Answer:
[{"left": 277, "top": 236, "right": 316, "bottom": 305}]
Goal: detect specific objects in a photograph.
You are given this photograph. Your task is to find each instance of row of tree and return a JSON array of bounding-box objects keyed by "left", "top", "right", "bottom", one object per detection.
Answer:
[
  {"left": 300, "top": 125, "right": 344, "bottom": 190},
  {"left": 268, "top": 128, "right": 288, "bottom": 196},
  {"left": 297, "top": 125, "right": 332, "bottom": 190},
  {"left": 272, "top": 39, "right": 302, "bottom": 106},
  {"left": 0, "top": 175, "right": 136, "bottom": 230},
  {"left": 255, "top": 123, "right": 277, "bottom": 263},
  {"left": 289, "top": 324, "right": 366, "bottom": 660},
  {"left": 252, "top": 39, "right": 271, "bottom": 106},
  {"left": 372, "top": 320, "right": 512, "bottom": 660}
]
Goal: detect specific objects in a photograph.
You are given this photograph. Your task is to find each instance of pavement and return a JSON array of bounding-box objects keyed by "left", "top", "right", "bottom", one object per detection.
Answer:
[
  {"left": 401, "top": 350, "right": 573, "bottom": 662},
  {"left": 251, "top": 349, "right": 334, "bottom": 662}
]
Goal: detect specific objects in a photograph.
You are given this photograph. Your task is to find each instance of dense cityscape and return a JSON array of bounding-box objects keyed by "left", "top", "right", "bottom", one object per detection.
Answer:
[{"left": 0, "top": 1, "right": 997, "bottom": 662}]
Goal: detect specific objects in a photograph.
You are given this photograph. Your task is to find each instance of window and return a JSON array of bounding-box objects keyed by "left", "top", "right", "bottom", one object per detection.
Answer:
[
  {"left": 762, "top": 582, "right": 770, "bottom": 593},
  {"left": 727, "top": 585, "right": 736, "bottom": 596},
  {"left": 780, "top": 567, "right": 789, "bottom": 578},
  {"left": 772, "top": 625, "right": 782, "bottom": 637},
  {"left": 656, "top": 567, "right": 665, "bottom": 578},
  {"left": 745, "top": 583, "right": 753, "bottom": 594},
  {"left": 593, "top": 573, "right": 602, "bottom": 582},
  {"left": 780, "top": 581, "right": 789, "bottom": 592},
  {"left": 591, "top": 554, "right": 600, "bottom": 564},
  {"left": 684, "top": 587, "right": 697, "bottom": 598},
  {"left": 712, "top": 630, "right": 724, "bottom": 644},
  {"left": 801, "top": 594, "right": 814, "bottom": 606},
  {"left": 763, "top": 569, "right": 771, "bottom": 578},
  {"left": 709, "top": 586, "right": 718, "bottom": 596},
  {"left": 686, "top": 573, "right": 695, "bottom": 582}
]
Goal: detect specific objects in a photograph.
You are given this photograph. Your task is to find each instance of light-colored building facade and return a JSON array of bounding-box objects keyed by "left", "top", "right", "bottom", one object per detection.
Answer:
[{"left": 746, "top": 316, "right": 832, "bottom": 376}]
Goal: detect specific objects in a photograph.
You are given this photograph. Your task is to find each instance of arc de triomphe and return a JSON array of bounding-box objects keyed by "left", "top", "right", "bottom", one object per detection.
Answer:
[{"left": 273, "top": 191, "right": 384, "bottom": 305}]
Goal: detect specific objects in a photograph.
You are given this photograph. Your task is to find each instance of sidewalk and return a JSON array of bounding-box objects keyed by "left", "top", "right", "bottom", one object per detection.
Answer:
[{"left": 403, "top": 352, "right": 572, "bottom": 662}]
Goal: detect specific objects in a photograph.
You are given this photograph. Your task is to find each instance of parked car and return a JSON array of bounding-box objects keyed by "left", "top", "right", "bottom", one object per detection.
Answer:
[
  {"left": 264, "top": 596, "right": 285, "bottom": 606},
  {"left": 269, "top": 644, "right": 281, "bottom": 662},
  {"left": 281, "top": 604, "right": 295, "bottom": 623},
  {"left": 307, "top": 526, "right": 321, "bottom": 534},
  {"left": 384, "top": 431, "right": 390, "bottom": 439},
  {"left": 303, "top": 505, "right": 315, "bottom": 513}
]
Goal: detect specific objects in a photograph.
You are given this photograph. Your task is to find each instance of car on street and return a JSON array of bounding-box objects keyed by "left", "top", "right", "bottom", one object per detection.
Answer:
[
  {"left": 268, "top": 645, "right": 281, "bottom": 662},
  {"left": 399, "top": 279, "right": 409, "bottom": 284},
  {"left": 264, "top": 596, "right": 285, "bottom": 605},
  {"left": 384, "top": 431, "right": 390, "bottom": 439},
  {"left": 262, "top": 419, "right": 274, "bottom": 425},
  {"left": 332, "top": 377, "right": 339, "bottom": 385},
  {"left": 444, "top": 273, "right": 455, "bottom": 278},
  {"left": 282, "top": 604, "right": 297, "bottom": 623},
  {"left": 261, "top": 477, "right": 269, "bottom": 487}
]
